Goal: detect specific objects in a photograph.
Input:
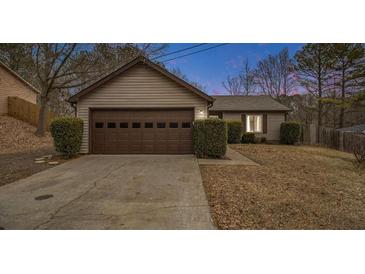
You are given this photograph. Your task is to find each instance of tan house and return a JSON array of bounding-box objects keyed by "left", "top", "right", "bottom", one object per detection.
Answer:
[
  {"left": 209, "top": 95, "right": 290, "bottom": 141},
  {"left": 68, "top": 56, "right": 214, "bottom": 154},
  {"left": 0, "top": 61, "right": 39, "bottom": 115},
  {"left": 69, "top": 56, "right": 290, "bottom": 154}
]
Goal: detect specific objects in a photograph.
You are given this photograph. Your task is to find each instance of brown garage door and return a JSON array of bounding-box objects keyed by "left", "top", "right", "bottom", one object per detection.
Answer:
[{"left": 90, "top": 109, "right": 194, "bottom": 154}]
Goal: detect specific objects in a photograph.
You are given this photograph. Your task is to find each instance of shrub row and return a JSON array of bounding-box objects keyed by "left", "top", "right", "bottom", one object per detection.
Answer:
[
  {"left": 50, "top": 117, "right": 84, "bottom": 158},
  {"left": 280, "top": 122, "right": 301, "bottom": 145},
  {"left": 193, "top": 118, "right": 227, "bottom": 158},
  {"left": 227, "top": 120, "right": 242, "bottom": 144},
  {"left": 241, "top": 132, "right": 256, "bottom": 143}
]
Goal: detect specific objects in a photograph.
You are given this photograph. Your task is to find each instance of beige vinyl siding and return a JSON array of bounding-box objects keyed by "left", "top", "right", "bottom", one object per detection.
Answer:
[
  {"left": 222, "top": 112, "right": 241, "bottom": 120},
  {"left": 0, "top": 65, "right": 37, "bottom": 115},
  {"left": 220, "top": 111, "right": 285, "bottom": 141},
  {"left": 77, "top": 63, "right": 208, "bottom": 153}
]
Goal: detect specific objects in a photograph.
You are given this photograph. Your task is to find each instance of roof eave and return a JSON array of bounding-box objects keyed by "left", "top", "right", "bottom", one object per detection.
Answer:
[{"left": 0, "top": 61, "right": 40, "bottom": 94}]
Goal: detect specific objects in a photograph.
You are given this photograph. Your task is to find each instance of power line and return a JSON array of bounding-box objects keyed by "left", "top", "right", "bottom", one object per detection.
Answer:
[
  {"left": 160, "top": 43, "right": 230, "bottom": 63},
  {"left": 152, "top": 43, "right": 207, "bottom": 60}
]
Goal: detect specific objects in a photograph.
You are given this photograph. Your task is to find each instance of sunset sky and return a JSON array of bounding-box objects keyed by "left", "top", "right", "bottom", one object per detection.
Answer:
[{"left": 161, "top": 43, "right": 304, "bottom": 95}]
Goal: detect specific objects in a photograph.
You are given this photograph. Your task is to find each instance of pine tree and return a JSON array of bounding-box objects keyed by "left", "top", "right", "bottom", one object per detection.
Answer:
[
  {"left": 329, "top": 43, "right": 365, "bottom": 128},
  {"left": 295, "top": 44, "right": 333, "bottom": 140}
]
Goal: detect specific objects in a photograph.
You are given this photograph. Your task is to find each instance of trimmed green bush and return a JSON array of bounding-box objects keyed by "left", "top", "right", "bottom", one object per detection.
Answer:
[
  {"left": 227, "top": 120, "right": 242, "bottom": 144},
  {"left": 193, "top": 118, "right": 227, "bottom": 158},
  {"left": 50, "top": 117, "right": 84, "bottom": 157},
  {"left": 241, "top": 132, "right": 256, "bottom": 143},
  {"left": 280, "top": 122, "right": 301, "bottom": 145}
]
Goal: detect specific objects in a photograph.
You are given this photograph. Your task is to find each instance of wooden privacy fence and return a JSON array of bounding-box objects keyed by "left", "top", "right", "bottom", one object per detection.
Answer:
[
  {"left": 8, "top": 96, "right": 57, "bottom": 129},
  {"left": 318, "top": 127, "right": 341, "bottom": 150},
  {"left": 301, "top": 124, "right": 365, "bottom": 153}
]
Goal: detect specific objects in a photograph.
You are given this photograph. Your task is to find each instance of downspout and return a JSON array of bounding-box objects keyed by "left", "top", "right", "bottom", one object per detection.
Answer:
[{"left": 71, "top": 102, "right": 77, "bottom": 117}]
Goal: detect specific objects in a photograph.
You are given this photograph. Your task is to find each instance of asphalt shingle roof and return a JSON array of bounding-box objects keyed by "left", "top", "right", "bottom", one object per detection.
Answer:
[{"left": 209, "top": 95, "right": 291, "bottom": 112}]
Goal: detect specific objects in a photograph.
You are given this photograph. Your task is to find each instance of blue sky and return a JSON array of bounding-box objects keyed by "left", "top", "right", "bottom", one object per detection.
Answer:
[{"left": 160, "top": 43, "right": 304, "bottom": 95}]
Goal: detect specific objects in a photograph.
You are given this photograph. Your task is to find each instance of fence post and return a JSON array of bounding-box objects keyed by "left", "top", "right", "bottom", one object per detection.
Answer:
[
  {"left": 338, "top": 131, "right": 344, "bottom": 151},
  {"left": 310, "top": 124, "right": 317, "bottom": 144}
]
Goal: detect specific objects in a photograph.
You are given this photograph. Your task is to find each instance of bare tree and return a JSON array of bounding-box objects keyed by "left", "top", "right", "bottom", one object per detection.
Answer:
[
  {"left": 222, "top": 75, "right": 243, "bottom": 95},
  {"left": 239, "top": 59, "right": 256, "bottom": 95},
  {"left": 279, "top": 48, "right": 297, "bottom": 96},
  {"left": 254, "top": 48, "right": 296, "bottom": 99},
  {"left": 33, "top": 43, "right": 97, "bottom": 136},
  {"left": 170, "top": 67, "right": 206, "bottom": 91}
]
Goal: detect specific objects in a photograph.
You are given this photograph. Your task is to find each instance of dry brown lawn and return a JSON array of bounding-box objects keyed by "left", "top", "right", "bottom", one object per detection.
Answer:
[{"left": 200, "top": 144, "right": 365, "bottom": 229}]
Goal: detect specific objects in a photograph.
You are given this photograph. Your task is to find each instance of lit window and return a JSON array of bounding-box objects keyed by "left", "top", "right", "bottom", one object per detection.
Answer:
[{"left": 246, "top": 115, "right": 263, "bottom": 133}]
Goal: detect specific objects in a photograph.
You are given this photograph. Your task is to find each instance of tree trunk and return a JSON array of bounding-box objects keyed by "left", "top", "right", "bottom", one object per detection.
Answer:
[
  {"left": 35, "top": 96, "right": 48, "bottom": 136},
  {"left": 317, "top": 75, "right": 322, "bottom": 143},
  {"left": 339, "top": 66, "right": 346, "bottom": 128}
]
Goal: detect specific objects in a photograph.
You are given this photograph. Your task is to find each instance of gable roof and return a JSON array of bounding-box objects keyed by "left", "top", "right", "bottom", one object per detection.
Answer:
[
  {"left": 209, "top": 95, "right": 291, "bottom": 112},
  {"left": 0, "top": 61, "right": 40, "bottom": 94},
  {"left": 68, "top": 56, "right": 213, "bottom": 103}
]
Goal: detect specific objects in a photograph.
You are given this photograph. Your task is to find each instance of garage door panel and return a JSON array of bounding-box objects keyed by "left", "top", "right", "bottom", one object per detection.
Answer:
[{"left": 91, "top": 109, "right": 193, "bottom": 154}]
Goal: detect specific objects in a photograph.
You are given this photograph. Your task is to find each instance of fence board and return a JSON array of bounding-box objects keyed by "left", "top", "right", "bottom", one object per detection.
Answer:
[
  {"left": 301, "top": 123, "right": 365, "bottom": 154},
  {"left": 7, "top": 96, "right": 57, "bottom": 130}
]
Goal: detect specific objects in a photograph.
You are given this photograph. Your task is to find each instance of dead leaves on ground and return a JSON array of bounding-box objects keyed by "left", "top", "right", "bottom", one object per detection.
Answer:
[{"left": 201, "top": 144, "right": 365, "bottom": 229}]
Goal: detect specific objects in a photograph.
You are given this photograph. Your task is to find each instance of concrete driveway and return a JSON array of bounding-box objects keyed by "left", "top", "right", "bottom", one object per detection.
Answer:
[{"left": 0, "top": 155, "right": 214, "bottom": 229}]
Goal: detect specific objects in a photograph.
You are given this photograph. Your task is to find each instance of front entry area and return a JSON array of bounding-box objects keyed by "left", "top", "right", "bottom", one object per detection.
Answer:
[{"left": 90, "top": 109, "right": 194, "bottom": 154}]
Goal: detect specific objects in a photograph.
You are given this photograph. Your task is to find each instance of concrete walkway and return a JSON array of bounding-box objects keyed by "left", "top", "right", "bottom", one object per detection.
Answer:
[
  {"left": 198, "top": 147, "right": 259, "bottom": 166},
  {"left": 0, "top": 155, "right": 214, "bottom": 229}
]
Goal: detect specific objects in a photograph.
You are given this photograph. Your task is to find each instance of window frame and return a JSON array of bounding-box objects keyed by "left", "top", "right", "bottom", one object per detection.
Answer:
[
  {"left": 169, "top": 122, "right": 179, "bottom": 129},
  {"left": 120, "top": 122, "right": 129, "bottom": 128},
  {"left": 246, "top": 114, "right": 263, "bottom": 133},
  {"left": 132, "top": 122, "right": 141, "bottom": 129},
  {"left": 95, "top": 122, "right": 104, "bottom": 129},
  {"left": 144, "top": 122, "right": 154, "bottom": 129},
  {"left": 107, "top": 122, "right": 116, "bottom": 129},
  {"left": 157, "top": 122, "right": 166, "bottom": 129},
  {"left": 182, "top": 122, "right": 191, "bottom": 128}
]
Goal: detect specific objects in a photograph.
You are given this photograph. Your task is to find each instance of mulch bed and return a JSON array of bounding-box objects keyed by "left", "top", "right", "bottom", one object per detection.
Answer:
[{"left": 200, "top": 144, "right": 365, "bottom": 229}]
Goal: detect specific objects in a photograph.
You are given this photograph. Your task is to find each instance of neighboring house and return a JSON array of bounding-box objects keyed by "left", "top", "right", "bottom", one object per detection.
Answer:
[
  {"left": 209, "top": 96, "right": 290, "bottom": 141},
  {"left": 68, "top": 56, "right": 214, "bottom": 154},
  {"left": 338, "top": 124, "right": 365, "bottom": 134},
  {"left": 0, "top": 61, "right": 39, "bottom": 115}
]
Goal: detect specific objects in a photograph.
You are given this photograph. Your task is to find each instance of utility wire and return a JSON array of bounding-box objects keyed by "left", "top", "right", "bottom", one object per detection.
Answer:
[
  {"left": 160, "top": 43, "right": 230, "bottom": 63},
  {"left": 152, "top": 43, "right": 207, "bottom": 60}
]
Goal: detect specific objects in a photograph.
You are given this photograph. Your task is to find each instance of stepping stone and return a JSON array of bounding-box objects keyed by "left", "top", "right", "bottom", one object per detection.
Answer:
[
  {"left": 48, "top": 161, "right": 59, "bottom": 165},
  {"left": 35, "top": 157, "right": 45, "bottom": 161},
  {"left": 34, "top": 160, "right": 46, "bottom": 164},
  {"left": 43, "top": 155, "right": 53, "bottom": 159}
]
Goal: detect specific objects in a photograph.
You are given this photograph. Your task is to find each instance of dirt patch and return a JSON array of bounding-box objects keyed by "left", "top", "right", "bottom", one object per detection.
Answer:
[
  {"left": 0, "top": 116, "right": 53, "bottom": 154},
  {"left": 0, "top": 116, "right": 79, "bottom": 187},
  {"left": 201, "top": 144, "right": 365, "bottom": 229}
]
